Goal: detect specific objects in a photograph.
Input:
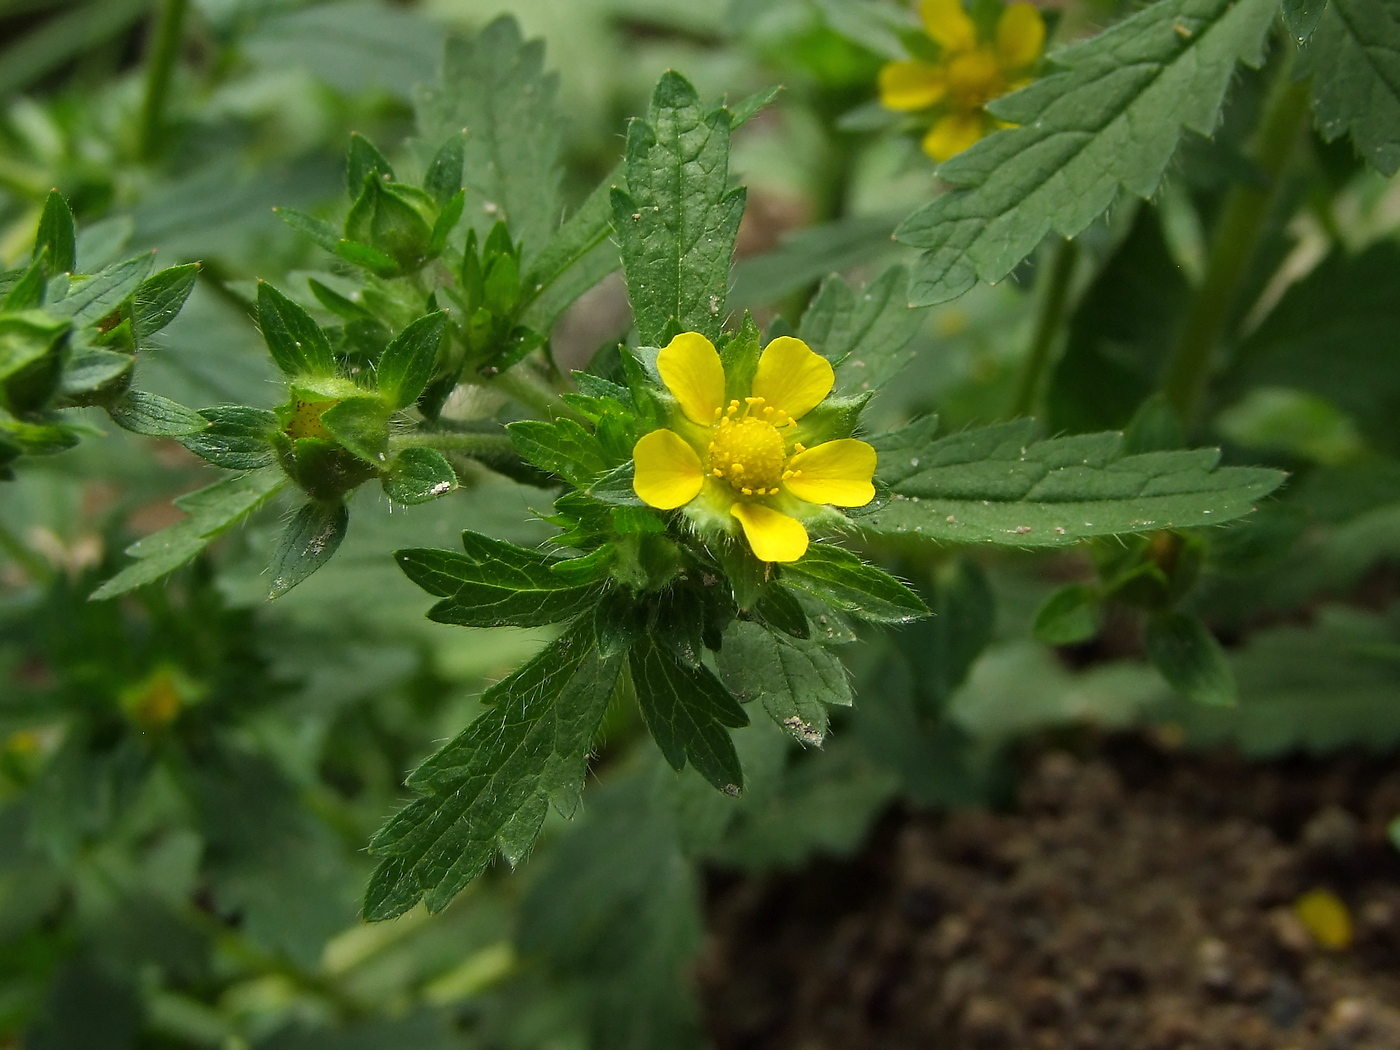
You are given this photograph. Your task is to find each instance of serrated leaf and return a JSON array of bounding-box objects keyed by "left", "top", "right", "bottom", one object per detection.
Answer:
[
  {"left": 382, "top": 447, "right": 456, "bottom": 504},
  {"left": 1145, "top": 610, "right": 1237, "bottom": 706},
  {"left": 630, "top": 635, "right": 748, "bottom": 794},
  {"left": 896, "top": 0, "right": 1279, "bottom": 305},
  {"left": 717, "top": 621, "right": 851, "bottom": 745},
  {"left": 782, "top": 546, "right": 929, "bottom": 624},
  {"left": 268, "top": 500, "right": 349, "bottom": 598},
  {"left": 507, "top": 419, "right": 612, "bottom": 487},
  {"left": 861, "top": 424, "right": 1286, "bottom": 545},
  {"left": 49, "top": 253, "right": 154, "bottom": 326},
  {"left": 415, "top": 17, "right": 562, "bottom": 259},
  {"left": 397, "top": 530, "right": 601, "bottom": 627},
  {"left": 179, "top": 406, "right": 278, "bottom": 470},
  {"left": 1284, "top": 0, "right": 1329, "bottom": 40},
  {"left": 1298, "top": 0, "right": 1400, "bottom": 174},
  {"left": 611, "top": 71, "right": 745, "bottom": 346},
  {"left": 365, "top": 621, "right": 621, "bottom": 919},
  {"left": 91, "top": 470, "right": 286, "bottom": 599},
  {"left": 798, "top": 265, "right": 924, "bottom": 395},
  {"left": 34, "top": 189, "right": 76, "bottom": 276},
  {"left": 256, "top": 281, "right": 337, "bottom": 377},
  {"left": 106, "top": 389, "right": 207, "bottom": 436},
  {"left": 376, "top": 311, "right": 445, "bottom": 409},
  {"left": 131, "top": 264, "right": 199, "bottom": 342}
]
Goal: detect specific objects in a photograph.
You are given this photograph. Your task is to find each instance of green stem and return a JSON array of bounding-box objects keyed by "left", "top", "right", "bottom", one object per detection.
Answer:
[
  {"left": 390, "top": 430, "right": 516, "bottom": 458},
  {"left": 138, "top": 0, "right": 188, "bottom": 162},
  {"left": 0, "top": 519, "right": 52, "bottom": 586},
  {"left": 1160, "top": 70, "right": 1310, "bottom": 425},
  {"left": 488, "top": 367, "right": 585, "bottom": 423},
  {"left": 1011, "top": 237, "right": 1079, "bottom": 419}
]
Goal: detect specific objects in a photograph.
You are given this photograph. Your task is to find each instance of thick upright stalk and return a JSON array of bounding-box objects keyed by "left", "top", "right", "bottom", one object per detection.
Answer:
[
  {"left": 0, "top": 519, "right": 52, "bottom": 586},
  {"left": 489, "top": 368, "right": 585, "bottom": 423},
  {"left": 1160, "top": 70, "right": 1310, "bottom": 424},
  {"left": 1011, "top": 237, "right": 1078, "bottom": 419},
  {"left": 138, "top": 0, "right": 188, "bottom": 161}
]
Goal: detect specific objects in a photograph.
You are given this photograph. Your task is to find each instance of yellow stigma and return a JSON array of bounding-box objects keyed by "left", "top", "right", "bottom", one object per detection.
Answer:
[{"left": 707, "top": 406, "right": 787, "bottom": 495}]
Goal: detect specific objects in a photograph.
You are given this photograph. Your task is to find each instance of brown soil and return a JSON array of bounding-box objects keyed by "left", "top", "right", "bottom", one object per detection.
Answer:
[{"left": 700, "top": 737, "right": 1400, "bottom": 1050}]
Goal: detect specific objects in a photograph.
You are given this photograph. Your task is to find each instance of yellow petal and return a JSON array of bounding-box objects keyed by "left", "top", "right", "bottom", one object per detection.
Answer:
[
  {"left": 996, "top": 3, "right": 1045, "bottom": 70},
  {"left": 922, "top": 111, "right": 986, "bottom": 162},
  {"left": 878, "top": 61, "right": 946, "bottom": 111},
  {"left": 633, "top": 429, "right": 704, "bottom": 509},
  {"left": 751, "top": 336, "right": 834, "bottom": 421},
  {"left": 920, "top": 0, "right": 977, "bottom": 53},
  {"left": 784, "top": 439, "right": 877, "bottom": 507},
  {"left": 657, "top": 331, "right": 725, "bottom": 426},
  {"left": 731, "top": 502, "right": 809, "bottom": 563}
]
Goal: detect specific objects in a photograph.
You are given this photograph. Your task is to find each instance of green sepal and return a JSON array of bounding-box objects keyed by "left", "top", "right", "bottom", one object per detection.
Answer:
[
  {"left": 782, "top": 545, "right": 928, "bottom": 624},
  {"left": 106, "top": 389, "right": 208, "bottom": 437},
  {"left": 0, "top": 312, "right": 68, "bottom": 413},
  {"left": 319, "top": 396, "right": 391, "bottom": 465},
  {"left": 334, "top": 239, "right": 400, "bottom": 278},
  {"left": 628, "top": 633, "right": 748, "bottom": 794},
  {"left": 346, "top": 131, "right": 394, "bottom": 195},
  {"left": 275, "top": 208, "right": 341, "bottom": 253},
  {"left": 33, "top": 189, "right": 76, "bottom": 277},
  {"left": 268, "top": 500, "right": 349, "bottom": 598},
  {"left": 131, "top": 264, "right": 199, "bottom": 344},
  {"left": 57, "top": 349, "right": 132, "bottom": 403},
  {"left": 1145, "top": 610, "right": 1237, "bottom": 707},
  {"left": 425, "top": 132, "right": 466, "bottom": 205},
  {"left": 277, "top": 436, "right": 378, "bottom": 501},
  {"left": 49, "top": 253, "right": 154, "bottom": 327},
  {"left": 345, "top": 176, "right": 435, "bottom": 274},
  {"left": 2, "top": 258, "right": 46, "bottom": 311},
  {"left": 256, "top": 281, "right": 338, "bottom": 377},
  {"left": 377, "top": 312, "right": 446, "bottom": 409},
  {"left": 382, "top": 447, "right": 457, "bottom": 505},
  {"left": 1032, "top": 583, "right": 1103, "bottom": 646}
]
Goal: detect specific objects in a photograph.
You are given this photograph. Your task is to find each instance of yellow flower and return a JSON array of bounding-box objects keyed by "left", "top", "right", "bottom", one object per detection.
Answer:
[
  {"left": 632, "top": 332, "right": 877, "bottom": 564},
  {"left": 879, "top": 0, "right": 1045, "bottom": 162}
]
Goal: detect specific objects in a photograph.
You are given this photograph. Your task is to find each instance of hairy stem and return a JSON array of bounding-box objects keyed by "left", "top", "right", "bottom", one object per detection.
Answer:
[
  {"left": 138, "top": 0, "right": 189, "bottom": 161},
  {"left": 390, "top": 429, "right": 517, "bottom": 458},
  {"left": 1011, "top": 237, "right": 1079, "bottom": 420},
  {"left": 1160, "top": 68, "right": 1310, "bottom": 425}
]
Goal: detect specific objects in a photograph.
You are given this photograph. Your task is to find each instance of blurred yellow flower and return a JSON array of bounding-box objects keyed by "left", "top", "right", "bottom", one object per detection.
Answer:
[
  {"left": 879, "top": 0, "right": 1045, "bottom": 162},
  {"left": 632, "top": 332, "right": 877, "bottom": 563}
]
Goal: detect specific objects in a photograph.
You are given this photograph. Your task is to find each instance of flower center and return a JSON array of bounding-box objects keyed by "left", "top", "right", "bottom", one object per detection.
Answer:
[
  {"left": 708, "top": 399, "right": 789, "bottom": 496},
  {"left": 945, "top": 49, "right": 1004, "bottom": 108}
]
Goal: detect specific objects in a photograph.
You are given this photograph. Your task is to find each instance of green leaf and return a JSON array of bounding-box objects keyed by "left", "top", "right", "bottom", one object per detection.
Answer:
[
  {"left": 382, "top": 447, "right": 457, "bottom": 504},
  {"left": 376, "top": 312, "right": 445, "bottom": 409},
  {"left": 334, "top": 238, "right": 399, "bottom": 277},
  {"left": 1, "top": 258, "right": 45, "bottom": 311},
  {"left": 1284, "top": 0, "right": 1329, "bottom": 40},
  {"left": 57, "top": 349, "right": 131, "bottom": 398},
  {"left": 365, "top": 621, "right": 621, "bottom": 919},
  {"left": 131, "top": 264, "right": 199, "bottom": 343},
  {"left": 629, "top": 635, "right": 749, "bottom": 794},
  {"left": 274, "top": 207, "right": 340, "bottom": 253},
  {"left": 507, "top": 419, "right": 612, "bottom": 487},
  {"left": 319, "top": 396, "right": 390, "bottom": 464},
  {"left": 106, "top": 389, "right": 208, "bottom": 437},
  {"left": 1033, "top": 584, "right": 1104, "bottom": 645},
  {"left": 416, "top": 17, "right": 562, "bottom": 259},
  {"left": 896, "top": 0, "right": 1279, "bottom": 304},
  {"left": 256, "top": 281, "right": 337, "bottom": 377},
  {"left": 798, "top": 265, "right": 925, "bottom": 395},
  {"left": 49, "top": 253, "right": 154, "bottom": 326},
  {"left": 1145, "top": 610, "right": 1237, "bottom": 706},
  {"left": 33, "top": 189, "right": 76, "bottom": 276},
  {"left": 1230, "top": 245, "right": 1400, "bottom": 456},
  {"left": 611, "top": 71, "right": 746, "bottom": 346},
  {"left": 862, "top": 424, "right": 1286, "bottom": 545},
  {"left": 892, "top": 557, "right": 997, "bottom": 718},
  {"left": 90, "top": 470, "right": 286, "bottom": 599},
  {"left": 396, "top": 530, "right": 601, "bottom": 627},
  {"left": 179, "top": 406, "right": 278, "bottom": 470},
  {"left": 729, "top": 214, "right": 900, "bottom": 310},
  {"left": 717, "top": 621, "right": 851, "bottom": 745},
  {"left": 782, "top": 546, "right": 929, "bottom": 624},
  {"left": 1298, "top": 0, "right": 1400, "bottom": 174},
  {"left": 268, "top": 500, "right": 349, "bottom": 599}
]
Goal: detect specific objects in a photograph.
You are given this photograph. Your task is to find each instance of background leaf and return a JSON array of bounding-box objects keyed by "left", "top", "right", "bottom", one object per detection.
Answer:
[
  {"left": 1297, "top": 0, "right": 1400, "bottom": 175},
  {"left": 896, "top": 0, "right": 1279, "bottom": 304}
]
